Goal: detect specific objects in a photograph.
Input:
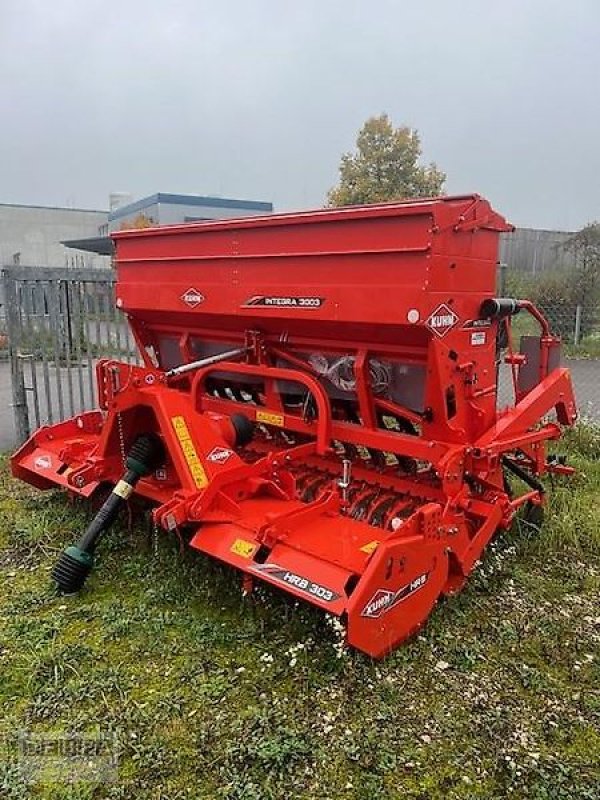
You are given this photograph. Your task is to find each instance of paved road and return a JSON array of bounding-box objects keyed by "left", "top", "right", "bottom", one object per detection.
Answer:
[
  {"left": 1, "top": 358, "right": 598, "bottom": 453},
  {"left": 0, "top": 360, "right": 98, "bottom": 452},
  {"left": 570, "top": 358, "right": 600, "bottom": 420}
]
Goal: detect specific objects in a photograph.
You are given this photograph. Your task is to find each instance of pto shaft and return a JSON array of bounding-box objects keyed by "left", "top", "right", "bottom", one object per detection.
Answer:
[{"left": 52, "top": 433, "right": 165, "bottom": 593}]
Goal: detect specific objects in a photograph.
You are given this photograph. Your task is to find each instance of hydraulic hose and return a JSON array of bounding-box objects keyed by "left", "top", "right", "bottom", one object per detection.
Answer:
[
  {"left": 501, "top": 455, "right": 545, "bottom": 495},
  {"left": 52, "top": 433, "right": 165, "bottom": 593}
]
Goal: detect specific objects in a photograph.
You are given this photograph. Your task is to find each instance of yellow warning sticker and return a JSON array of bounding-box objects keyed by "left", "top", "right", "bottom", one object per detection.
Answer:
[
  {"left": 256, "top": 410, "right": 284, "bottom": 427},
  {"left": 360, "top": 540, "right": 380, "bottom": 555},
  {"left": 113, "top": 479, "right": 133, "bottom": 499},
  {"left": 230, "top": 538, "right": 256, "bottom": 559},
  {"left": 171, "top": 415, "right": 208, "bottom": 489}
]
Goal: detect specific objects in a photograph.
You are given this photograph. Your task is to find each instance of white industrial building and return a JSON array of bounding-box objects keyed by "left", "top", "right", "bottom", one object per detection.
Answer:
[
  {"left": 0, "top": 193, "right": 274, "bottom": 269},
  {"left": 0, "top": 202, "right": 109, "bottom": 268}
]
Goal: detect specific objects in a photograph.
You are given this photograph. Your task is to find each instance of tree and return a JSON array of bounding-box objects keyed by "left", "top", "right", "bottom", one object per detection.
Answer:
[
  {"left": 562, "top": 222, "right": 600, "bottom": 306},
  {"left": 119, "top": 213, "right": 154, "bottom": 231},
  {"left": 327, "top": 114, "right": 446, "bottom": 207}
]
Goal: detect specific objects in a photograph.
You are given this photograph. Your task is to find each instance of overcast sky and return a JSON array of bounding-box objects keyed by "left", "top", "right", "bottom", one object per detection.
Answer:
[{"left": 1, "top": 0, "right": 598, "bottom": 229}]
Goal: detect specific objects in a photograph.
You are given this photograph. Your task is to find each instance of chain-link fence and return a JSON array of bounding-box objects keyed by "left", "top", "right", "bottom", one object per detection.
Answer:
[{"left": 498, "top": 262, "right": 600, "bottom": 421}]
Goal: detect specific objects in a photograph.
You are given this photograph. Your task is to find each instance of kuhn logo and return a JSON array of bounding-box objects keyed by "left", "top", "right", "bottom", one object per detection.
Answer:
[
  {"left": 207, "top": 446, "right": 233, "bottom": 464},
  {"left": 426, "top": 304, "right": 459, "bottom": 338},
  {"left": 361, "top": 589, "right": 395, "bottom": 619},
  {"left": 361, "top": 573, "right": 430, "bottom": 619},
  {"left": 181, "top": 288, "right": 204, "bottom": 308}
]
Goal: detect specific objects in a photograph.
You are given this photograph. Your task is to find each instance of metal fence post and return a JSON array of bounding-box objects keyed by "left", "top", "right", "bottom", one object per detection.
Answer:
[
  {"left": 2, "top": 269, "right": 30, "bottom": 443},
  {"left": 498, "top": 262, "right": 508, "bottom": 296},
  {"left": 574, "top": 304, "right": 582, "bottom": 347}
]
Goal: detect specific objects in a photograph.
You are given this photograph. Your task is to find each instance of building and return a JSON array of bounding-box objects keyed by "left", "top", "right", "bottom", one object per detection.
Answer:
[
  {"left": 0, "top": 194, "right": 273, "bottom": 269},
  {"left": 0, "top": 202, "right": 109, "bottom": 269},
  {"left": 62, "top": 192, "right": 274, "bottom": 258},
  {"left": 108, "top": 192, "right": 273, "bottom": 232}
]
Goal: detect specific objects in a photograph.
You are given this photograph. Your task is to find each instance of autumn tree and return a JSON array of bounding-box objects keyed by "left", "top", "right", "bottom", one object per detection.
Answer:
[
  {"left": 119, "top": 213, "right": 154, "bottom": 231},
  {"left": 327, "top": 114, "right": 445, "bottom": 207}
]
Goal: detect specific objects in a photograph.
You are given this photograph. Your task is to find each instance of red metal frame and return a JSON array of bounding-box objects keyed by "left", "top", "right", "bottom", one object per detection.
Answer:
[{"left": 11, "top": 195, "right": 577, "bottom": 659}]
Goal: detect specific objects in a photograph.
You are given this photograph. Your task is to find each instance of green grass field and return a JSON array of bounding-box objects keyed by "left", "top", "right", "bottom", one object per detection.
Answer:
[{"left": 1, "top": 427, "right": 599, "bottom": 799}]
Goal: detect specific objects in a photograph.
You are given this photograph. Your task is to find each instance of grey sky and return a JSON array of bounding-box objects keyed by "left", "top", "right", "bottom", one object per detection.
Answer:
[{"left": 1, "top": 0, "right": 598, "bottom": 229}]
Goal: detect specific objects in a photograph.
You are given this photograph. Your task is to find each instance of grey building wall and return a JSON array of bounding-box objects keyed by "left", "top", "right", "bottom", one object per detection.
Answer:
[{"left": 0, "top": 203, "right": 109, "bottom": 268}]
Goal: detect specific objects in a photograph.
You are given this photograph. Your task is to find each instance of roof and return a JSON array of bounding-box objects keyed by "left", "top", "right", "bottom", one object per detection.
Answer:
[
  {"left": 62, "top": 236, "right": 113, "bottom": 256},
  {"left": 0, "top": 201, "right": 108, "bottom": 214},
  {"left": 108, "top": 193, "right": 273, "bottom": 222}
]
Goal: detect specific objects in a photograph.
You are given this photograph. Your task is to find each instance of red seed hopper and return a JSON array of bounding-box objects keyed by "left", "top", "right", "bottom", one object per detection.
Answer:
[{"left": 11, "top": 195, "right": 577, "bottom": 658}]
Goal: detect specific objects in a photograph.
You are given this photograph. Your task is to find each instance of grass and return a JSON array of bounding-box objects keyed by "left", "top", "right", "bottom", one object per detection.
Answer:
[
  {"left": 564, "top": 336, "right": 600, "bottom": 360},
  {"left": 0, "top": 427, "right": 599, "bottom": 799}
]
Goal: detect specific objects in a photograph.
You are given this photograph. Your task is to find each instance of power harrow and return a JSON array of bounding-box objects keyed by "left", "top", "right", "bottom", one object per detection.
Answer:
[{"left": 11, "top": 195, "right": 577, "bottom": 658}]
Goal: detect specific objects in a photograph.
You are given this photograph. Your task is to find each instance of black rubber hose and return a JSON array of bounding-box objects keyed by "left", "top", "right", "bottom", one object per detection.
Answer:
[
  {"left": 501, "top": 456, "right": 545, "bottom": 495},
  {"left": 52, "top": 433, "right": 165, "bottom": 593}
]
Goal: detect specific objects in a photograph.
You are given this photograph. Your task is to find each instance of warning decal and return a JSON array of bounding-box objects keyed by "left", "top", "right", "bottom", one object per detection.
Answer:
[
  {"left": 230, "top": 539, "right": 257, "bottom": 559},
  {"left": 256, "top": 410, "right": 284, "bottom": 427},
  {"left": 171, "top": 415, "right": 209, "bottom": 489}
]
